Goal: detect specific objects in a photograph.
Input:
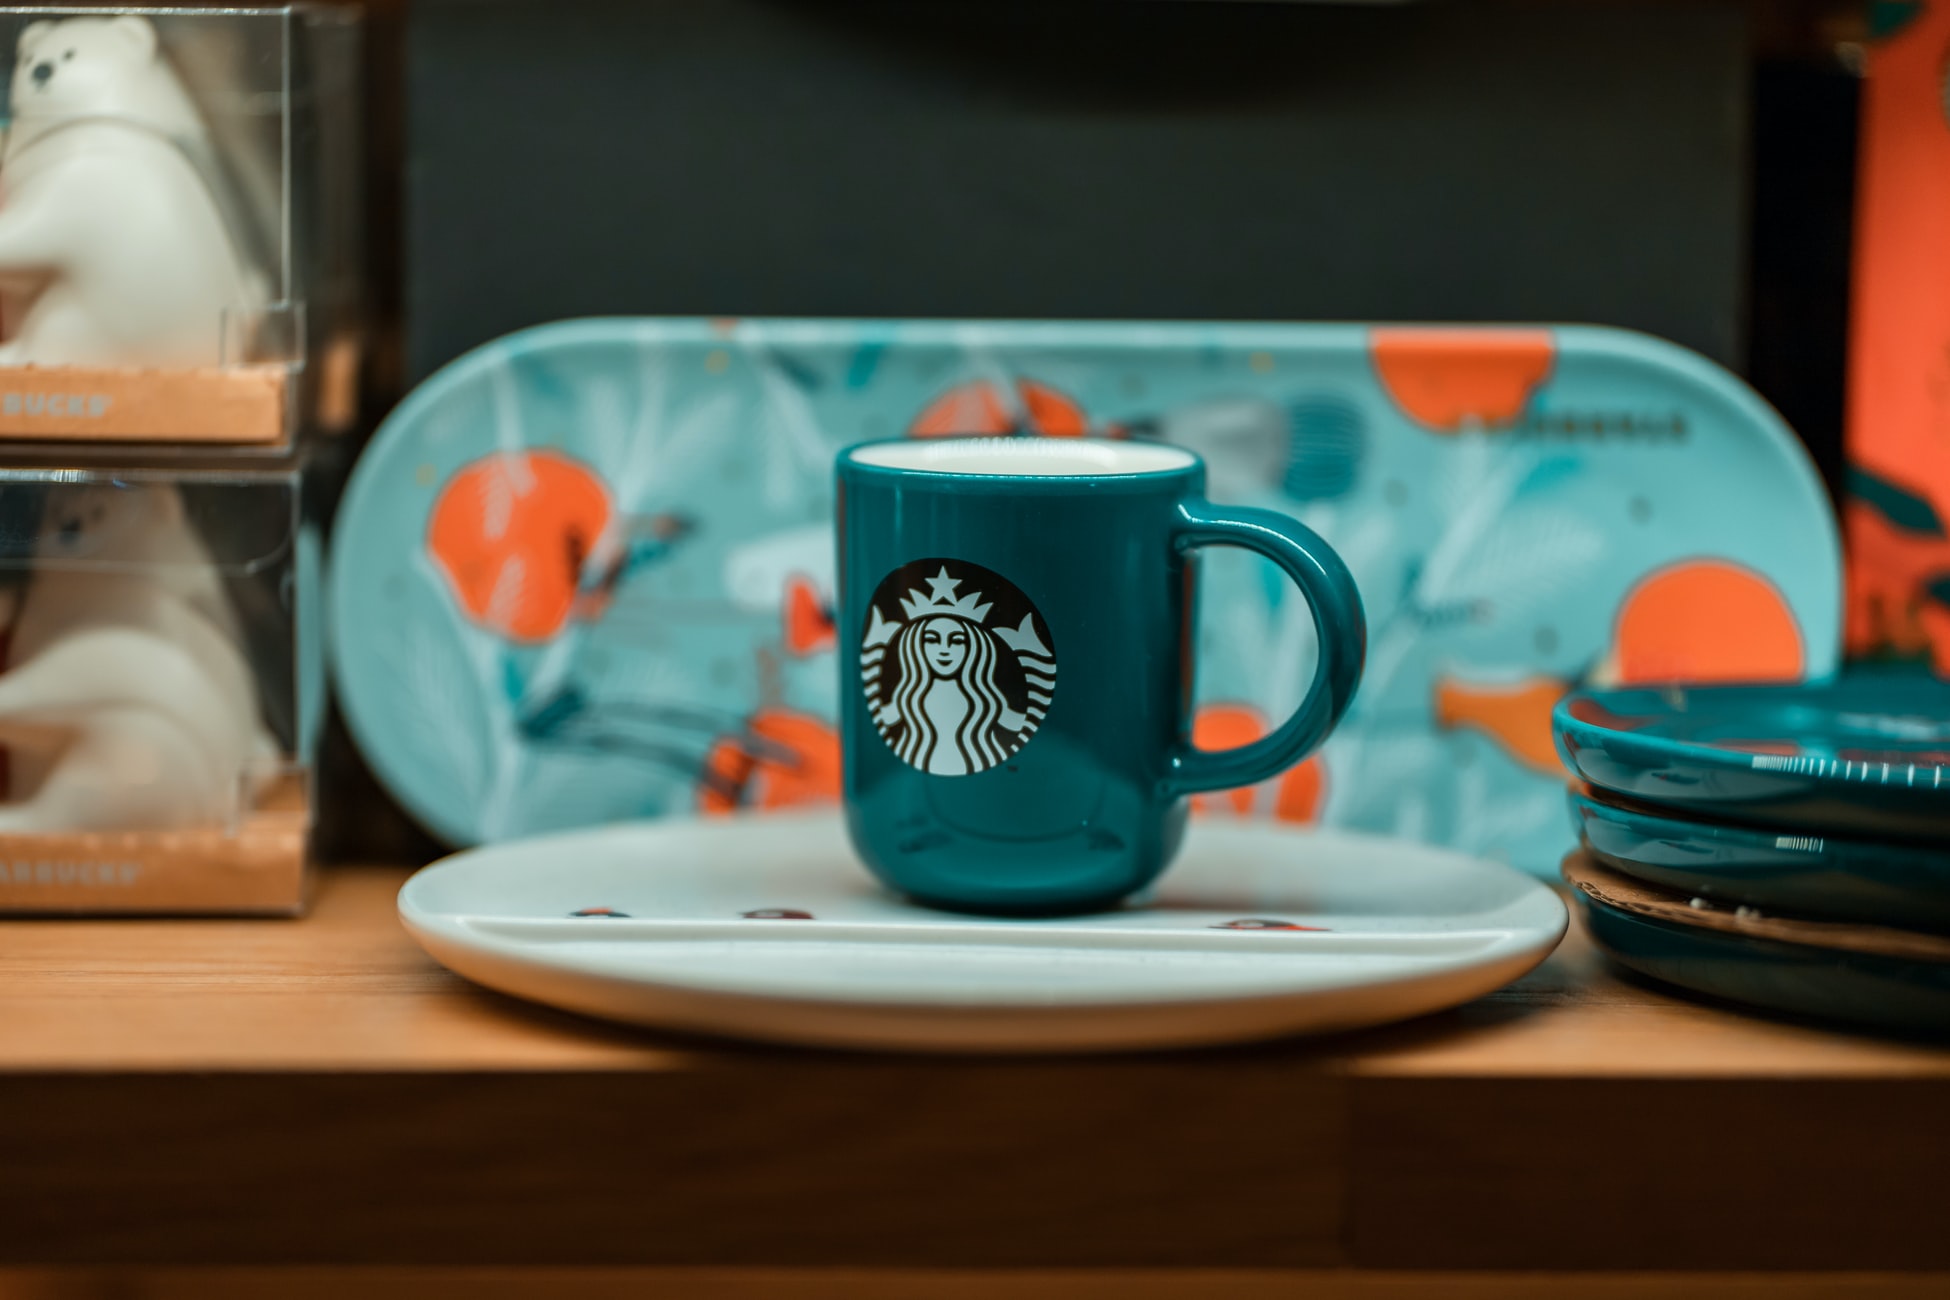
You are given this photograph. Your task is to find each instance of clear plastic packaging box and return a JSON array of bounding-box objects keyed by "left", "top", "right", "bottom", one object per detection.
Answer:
[
  {"left": 0, "top": 466, "right": 317, "bottom": 912},
  {"left": 0, "top": 6, "right": 362, "bottom": 453}
]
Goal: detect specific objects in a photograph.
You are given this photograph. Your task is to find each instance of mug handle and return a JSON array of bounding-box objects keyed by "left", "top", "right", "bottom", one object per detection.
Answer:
[{"left": 1164, "top": 500, "right": 1366, "bottom": 798}]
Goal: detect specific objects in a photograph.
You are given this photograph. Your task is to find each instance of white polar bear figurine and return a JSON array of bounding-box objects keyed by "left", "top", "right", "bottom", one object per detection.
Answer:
[
  {"left": 0, "top": 482, "right": 276, "bottom": 832},
  {"left": 0, "top": 15, "right": 265, "bottom": 368}
]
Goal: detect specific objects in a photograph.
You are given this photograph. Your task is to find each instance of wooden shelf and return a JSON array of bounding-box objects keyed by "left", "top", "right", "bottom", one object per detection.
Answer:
[{"left": 0, "top": 865, "right": 1946, "bottom": 1279}]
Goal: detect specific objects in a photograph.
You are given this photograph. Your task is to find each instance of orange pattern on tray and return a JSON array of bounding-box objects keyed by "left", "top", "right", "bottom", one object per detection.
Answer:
[
  {"left": 426, "top": 450, "right": 615, "bottom": 643},
  {"left": 1189, "top": 704, "right": 1325, "bottom": 823},
  {"left": 1370, "top": 329, "right": 1554, "bottom": 432},
  {"left": 909, "top": 379, "right": 1090, "bottom": 438},
  {"left": 699, "top": 709, "right": 841, "bottom": 815},
  {"left": 1610, "top": 560, "right": 1804, "bottom": 685},
  {"left": 1433, "top": 676, "right": 1568, "bottom": 775},
  {"left": 782, "top": 574, "right": 837, "bottom": 657},
  {"left": 1433, "top": 559, "right": 1805, "bottom": 774}
]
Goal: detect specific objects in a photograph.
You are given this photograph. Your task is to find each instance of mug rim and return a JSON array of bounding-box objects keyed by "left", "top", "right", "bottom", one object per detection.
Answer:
[{"left": 840, "top": 436, "right": 1203, "bottom": 491}]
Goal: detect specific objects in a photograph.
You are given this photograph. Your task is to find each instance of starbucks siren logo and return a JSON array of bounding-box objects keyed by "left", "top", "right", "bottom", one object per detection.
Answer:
[{"left": 860, "top": 559, "right": 1056, "bottom": 776}]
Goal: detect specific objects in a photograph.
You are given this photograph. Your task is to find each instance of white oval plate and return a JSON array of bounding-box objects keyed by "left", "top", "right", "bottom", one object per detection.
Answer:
[{"left": 398, "top": 812, "right": 1567, "bottom": 1053}]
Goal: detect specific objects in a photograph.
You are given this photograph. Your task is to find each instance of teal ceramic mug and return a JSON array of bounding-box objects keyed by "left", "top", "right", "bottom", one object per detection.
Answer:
[{"left": 837, "top": 437, "right": 1365, "bottom": 915}]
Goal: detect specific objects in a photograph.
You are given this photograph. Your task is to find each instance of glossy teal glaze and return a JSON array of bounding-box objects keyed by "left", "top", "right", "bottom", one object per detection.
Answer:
[
  {"left": 1554, "top": 675, "right": 1950, "bottom": 842},
  {"left": 1571, "top": 788, "right": 1950, "bottom": 932},
  {"left": 838, "top": 441, "right": 1365, "bottom": 915},
  {"left": 1576, "top": 890, "right": 1950, "bottom": 1036}
]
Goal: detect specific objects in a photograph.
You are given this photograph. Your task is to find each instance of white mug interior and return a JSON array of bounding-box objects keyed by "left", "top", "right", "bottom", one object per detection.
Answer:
[{"left": 848, "top": 437, "right": 1197, "bottom": 478}]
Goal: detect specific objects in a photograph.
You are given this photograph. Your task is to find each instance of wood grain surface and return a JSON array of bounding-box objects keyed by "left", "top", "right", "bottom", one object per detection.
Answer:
[
  {"left": 0, "top": 865, "right": 1944, "bottom": 1274},
  {"left": 4, "top": 1269, "right": 1950, "bottom": 1300}
]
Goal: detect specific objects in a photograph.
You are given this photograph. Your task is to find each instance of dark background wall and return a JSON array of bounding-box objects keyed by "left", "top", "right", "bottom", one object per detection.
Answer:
[
  {"left": 400, "top": 0, "right": 1864, "bottom": 505},
  {"left": 407, "top": 0, "right": 1753, "bottom": 377}
]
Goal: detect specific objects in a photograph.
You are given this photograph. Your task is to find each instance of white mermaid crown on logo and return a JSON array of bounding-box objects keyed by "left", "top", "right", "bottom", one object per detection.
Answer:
[{"left": 899, "top": 568, "right": 992, "bottom": 624}]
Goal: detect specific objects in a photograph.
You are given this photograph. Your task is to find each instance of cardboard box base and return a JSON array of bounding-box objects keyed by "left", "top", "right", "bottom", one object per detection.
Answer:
[
  {"left": 0, "top": 777, "right": 309, "bottom": 915},
  {"left": 0, "top": 363, "right": 289, "bottom": 444}
]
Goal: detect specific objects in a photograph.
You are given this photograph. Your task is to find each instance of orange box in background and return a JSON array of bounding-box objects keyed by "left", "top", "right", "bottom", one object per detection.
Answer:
[{"left": 1846, "top": 0, "right": 1950, "bottom": 672}]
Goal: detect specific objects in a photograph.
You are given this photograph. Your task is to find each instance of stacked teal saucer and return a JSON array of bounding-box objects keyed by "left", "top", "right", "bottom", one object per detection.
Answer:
[{"left": 1553, "top": 676, "right": 1950, "bottom": 1033}]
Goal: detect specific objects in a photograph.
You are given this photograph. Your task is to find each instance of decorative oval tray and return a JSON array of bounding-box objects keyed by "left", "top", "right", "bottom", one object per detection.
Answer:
[{"left": 332, "top": 318, "right": 1840, "bottom": 869}]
